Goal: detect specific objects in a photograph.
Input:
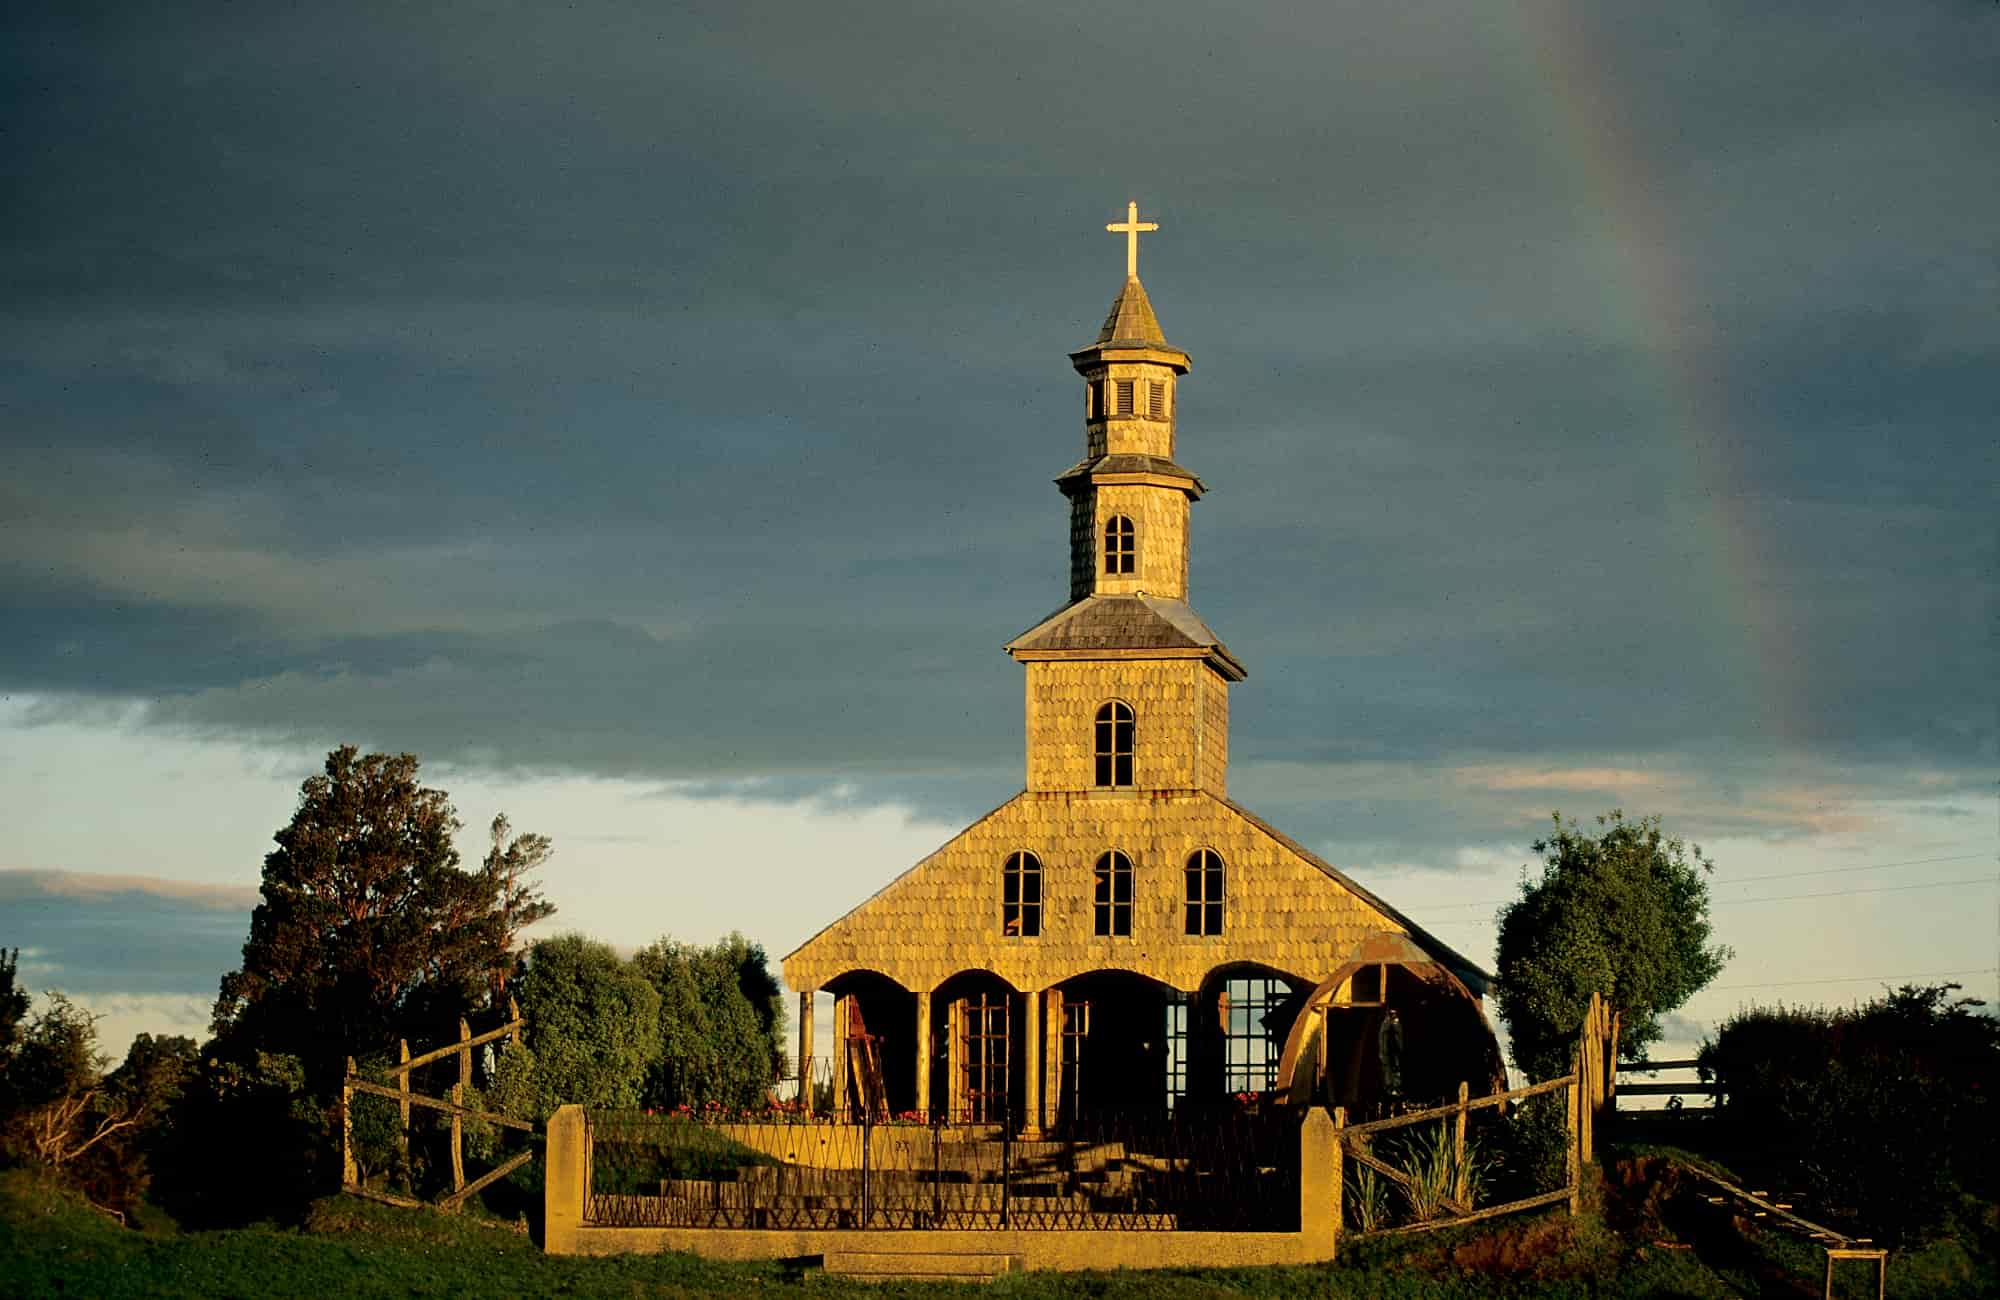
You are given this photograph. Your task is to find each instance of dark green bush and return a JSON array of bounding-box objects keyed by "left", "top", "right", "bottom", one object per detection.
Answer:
[{"left": 1700, "top": 984, "right": 1998, "bottom": 1243}]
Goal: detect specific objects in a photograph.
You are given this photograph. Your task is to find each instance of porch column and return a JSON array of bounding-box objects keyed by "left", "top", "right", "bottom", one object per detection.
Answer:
[
  {"left": 914, "top": 991, "right": 932, "bottom": 1123},
  {"left": 1042, "top": 988, "right": 1063, "bottom": 1131},
  {"left": 832, "top": 993, "right": 851, "bottom": 1123},
  {"left": 1022, "top": 987, "right": 1043, "bottom": 1137},
  {"left": 796, "top": 989, "right": 814, "bottom": 1109}
]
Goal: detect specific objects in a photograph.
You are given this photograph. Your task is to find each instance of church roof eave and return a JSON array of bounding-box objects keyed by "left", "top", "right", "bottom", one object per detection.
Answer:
[
  {"left": 1054, "top": 454, "right": 1208, "bottom": 498},
  {"left": 1004, "top": 594, "right": 1248, "bottom": 680}
]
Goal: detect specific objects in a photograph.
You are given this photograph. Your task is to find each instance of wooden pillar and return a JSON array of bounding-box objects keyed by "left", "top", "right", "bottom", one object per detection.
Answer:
[
  {"left": 797, "top": 990, "right": 815, "bottom": 1109},
  {"left": 1042, "top": 988, "right": 1063, "bottom": 1131},
  {"left": 1565, "top": 1064, "right": 1581, "bottom": 1217},
  {"left": 1021, "top": 988, "right": 1042, "bottom": 1137},
  {"left": 832, "top": 994, "right": 851, "bottom": 1123},
  {"left": 948, "top": 997, "right": 967, "bottom": 1121},
  {"left": 914, "top": 992, "right": 932, "bottom": 1123}
]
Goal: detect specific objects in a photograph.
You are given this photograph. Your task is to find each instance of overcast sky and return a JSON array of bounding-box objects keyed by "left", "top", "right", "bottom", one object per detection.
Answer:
[{"left": 2, "top": 0, "right": 1994, "bottom": 1061}]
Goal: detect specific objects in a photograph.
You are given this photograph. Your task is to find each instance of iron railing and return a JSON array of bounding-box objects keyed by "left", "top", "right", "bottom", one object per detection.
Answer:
[{"left": 582, "top": 1107, "right": 1300, "bottom": 1232}]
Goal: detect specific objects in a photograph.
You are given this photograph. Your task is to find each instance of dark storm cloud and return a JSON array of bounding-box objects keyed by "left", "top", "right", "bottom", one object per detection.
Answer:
[{"left": 2, "top": 1, "right": 1993, "bottom": 854}]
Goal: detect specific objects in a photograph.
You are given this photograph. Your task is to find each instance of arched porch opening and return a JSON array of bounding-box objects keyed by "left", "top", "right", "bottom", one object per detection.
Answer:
[
  {"left": 1183, "top": 962, "right": 1315, "bottom": 1111},
  {"left": 1274, "top": 946, "right": 1507, "bottom": 1120},
  {"left": 1048, "top": 969, "right": 1177, "bottom": 1122},
  {"left": 822, "top": 969, "right": 917, "bottom": 1121},
  {"left": 931, "top": 970, "right": 1023, "bottom": 1126}
]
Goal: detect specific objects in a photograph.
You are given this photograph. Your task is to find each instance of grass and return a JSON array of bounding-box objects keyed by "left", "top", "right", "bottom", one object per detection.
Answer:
[{"left": 3, "top": 1160, "right": 1993, "bottom": 1298}]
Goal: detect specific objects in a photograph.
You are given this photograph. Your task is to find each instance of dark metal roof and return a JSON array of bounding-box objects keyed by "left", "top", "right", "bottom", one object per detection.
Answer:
[
  {"left": 1006, "top": 594, "right": 1247, "bottom": 678},
  {"left": 1054, "top": 453, "right": 1207, "bottom": 494}
]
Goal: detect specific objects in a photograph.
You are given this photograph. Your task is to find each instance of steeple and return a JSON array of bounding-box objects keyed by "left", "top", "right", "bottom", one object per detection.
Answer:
[{"left": 1006, "top": 201, "right": 1244, "bottom": 798}]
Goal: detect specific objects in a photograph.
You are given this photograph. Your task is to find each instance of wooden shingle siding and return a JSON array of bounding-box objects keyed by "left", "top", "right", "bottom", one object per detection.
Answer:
[{"left": 783, "top": 790, "right": 1402, "bottom": 993}]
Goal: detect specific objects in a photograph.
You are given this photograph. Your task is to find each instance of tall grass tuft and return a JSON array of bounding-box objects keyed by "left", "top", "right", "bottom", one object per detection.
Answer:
[
  {"left": 1346, "top": 1159, "right": 1389, "bottom": 1232},
  {"left": 1399, "top": 1120, "right": 1484, "bottom": 1223}
]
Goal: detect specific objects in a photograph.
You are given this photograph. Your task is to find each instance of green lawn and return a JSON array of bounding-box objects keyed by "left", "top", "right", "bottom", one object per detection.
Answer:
[{"left": 2, "top": 1163, "right": 1992, "bottom": 1298}]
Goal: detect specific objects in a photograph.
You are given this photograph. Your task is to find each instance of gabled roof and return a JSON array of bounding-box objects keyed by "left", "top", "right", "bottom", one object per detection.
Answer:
[
  {"left": 1220, "top": 796, "right": 1493, "bottom": 996},
  {"left": 1006, "top": 594, "right": 1247, "bottom": 679}
]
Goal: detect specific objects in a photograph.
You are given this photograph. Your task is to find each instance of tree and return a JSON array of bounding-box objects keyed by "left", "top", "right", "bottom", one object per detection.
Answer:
[
  {"left": 633, "top": 933, "right": 787, "bottom": 1110},
  {"left": 0, "top": 994, "right": 138, "bottom": 1174},
  {"left": 212, "top": 745, "right": 554, "bottom": 1076},
  {"left": 1494, "top": 810, "right": 1731, "bottom": 1080},
  {"left": 505, "top": 935, "right": 661, "bottom": 1117},
  {"left": 0, "top": 948, "right": 28, "bottom": 1057}
]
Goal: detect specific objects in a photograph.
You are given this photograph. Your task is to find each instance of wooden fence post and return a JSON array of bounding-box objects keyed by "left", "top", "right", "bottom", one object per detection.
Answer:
[
  {"left": 1454, "top": 1081, "right": 1469, "bottom": 1172},
  {"left": 1565, "top": 1065, "right": 1581, "bottom": 1217},
  {"left": 449, "top": 1082, "right": 465, "bottom": 1200},
  {"left": 341, "top": 1056, "right": 358, "bottom": 1188},
  {"left": 397, "top": 1039, "right": 411, "bottom": 1162},
  {"left": 1330, "top": 1106, "right": 1346, "bottom": 1253}
]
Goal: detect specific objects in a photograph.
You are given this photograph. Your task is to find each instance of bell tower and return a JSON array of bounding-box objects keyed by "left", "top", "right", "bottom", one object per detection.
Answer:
[{"left": 1007, "top": 202, "right": 1244, "bottom": 798}]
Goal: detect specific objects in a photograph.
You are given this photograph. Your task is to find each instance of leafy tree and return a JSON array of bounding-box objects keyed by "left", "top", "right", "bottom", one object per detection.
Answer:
[
  {"left": 634, "top": 933, "right": 786, "bottom": 1110},
  {"left": 1494, "top": 810, "right": 1730, "bottom": 1080},
  {"left": 0, "top": 994, "right": 140, "bottom": 1176},
  {"left": 212, "top": 745, "right": 554, "bottom": 1074},
  {"left": 0, "top": 948, "right": 28, "bottom": 1057},
  {"left": 506, "top": 935, "right": 661, "bottom": 1117}
]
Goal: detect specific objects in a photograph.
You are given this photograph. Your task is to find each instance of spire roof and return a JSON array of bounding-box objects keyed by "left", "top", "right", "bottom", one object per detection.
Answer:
[{"left": 1094, "top": 275, "right": 1169, "bottom": 349}]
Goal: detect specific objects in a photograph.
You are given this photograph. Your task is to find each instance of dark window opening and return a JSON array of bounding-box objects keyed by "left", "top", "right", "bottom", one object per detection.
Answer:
[
  {"left": 1103, "top": 515, "right": 1136, "bottom": 575},
  {"left": 961, "top": 992, "right": 1010, "bottom": 1123},
  {"left": 1163, "top": 993, "right": 1188, "bottom": 1110},
  {"left": 1059, "top": 1000, "right": 1089, "bottom": 1122},
  {"left": 1093, "top": 850, "right": 1134, "bottom": 936},
  {"left": 1094, "top": 702, "right": 1134, "bottom": 788},
  {"left": 1002, "top": 851, "right": 1042, "bottom": 937},
  {"left": 1184, "top": 849, "right": 1223, "bottom": 934}
]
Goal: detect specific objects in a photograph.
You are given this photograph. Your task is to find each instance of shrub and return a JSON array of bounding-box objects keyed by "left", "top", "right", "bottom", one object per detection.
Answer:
[{"left": 1700, "top": 984, "right": 1998, "bottom": 1243}]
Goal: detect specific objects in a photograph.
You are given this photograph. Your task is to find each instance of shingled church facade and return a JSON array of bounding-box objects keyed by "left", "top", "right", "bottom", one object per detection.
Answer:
[{"left": 783, "top": 209, "right": 1501, "bottom": 1133}]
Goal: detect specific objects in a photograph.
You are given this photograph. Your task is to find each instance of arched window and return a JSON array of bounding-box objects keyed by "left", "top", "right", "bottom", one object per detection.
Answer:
[
  {"left": 1002, "top": 851, "right": 1041, "bottom": 937},
  {"left": 1093, "top": 851, "right": 1133, "bottom": 937},
  {"left": 1184, "top": 849, "right": 1223, "bottom": 935},
  {"left": 1103, "top": 516, "right": 1135, "bottom": 575},
  {"left": 1093, "top": 702, "right": 1134, "bottom": 788}
]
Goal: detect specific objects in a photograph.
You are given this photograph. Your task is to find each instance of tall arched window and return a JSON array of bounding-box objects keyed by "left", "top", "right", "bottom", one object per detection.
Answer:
[
  {"left": 1185, "top": 849, "right": 1224, "bottom": 935},
  {"left": 1094, "top": 702, "right": 1134, "bottom": 788},
  {"left": 1002, "top": 851, "right": 1041, "bottom": 937},
  {"left": 1103, "top": 516, "right": 1135, "bottom": 575},
  {"left": 1093, "top": 851, "right": 1133, "bottom": 936}
]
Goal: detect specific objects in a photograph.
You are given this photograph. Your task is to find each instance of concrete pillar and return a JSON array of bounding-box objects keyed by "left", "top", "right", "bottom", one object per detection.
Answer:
[
  {"left": 914, "top": 992, "right": 932, "bottom": 1123},
  {"left": 1021, "top": 988, "right": 1043, "bottom": 1137},
  {"left": 544, "top": 1104, "right": 586, "bottom": 1255},
  {"left": 1299, "top": 1105, "right": 1339, "bottom": 1260},
  {"left": 797, "top": 990, "right": 814, "bottom": 1109},
  {"left": 1043, "top": 988, "right": 1063, "bottom": 1131}
]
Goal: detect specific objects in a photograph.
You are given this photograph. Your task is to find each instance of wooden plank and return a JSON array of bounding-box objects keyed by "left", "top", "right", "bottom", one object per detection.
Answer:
[
  {"left": 1364, "top": 1187, "right": 1574, "bottom": 1238},
  {"left": 438, "top": 1149, "right": 534, "bottom": 1210},
  {"left": 387, "top": 1017, "right": 523, "bottom": 1076},
  {"left": 1341, "top": 1074, "right": 1575, "bottom": 1136},
  {"left": 1676, "top": 1162, "right": 1860, "bottom": 1247},
  {"left": 343, "top": 1183, "right": 424, "bottom": 1209},
  {"left": 345, "top": 1077, "right": 534, "bottom": 1129},
  {"left": 1621, "top": 1058, "right": 1703, "bottom": 1071},
  {"left": 1618, "top": 1082, "right": 1718, "bottom": 1096},
  {"left": 450, "top": 1082, "right": 465, "bottom": 1193}
]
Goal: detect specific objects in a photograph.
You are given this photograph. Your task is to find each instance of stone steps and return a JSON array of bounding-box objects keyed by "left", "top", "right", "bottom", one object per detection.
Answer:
[{"left": 822, "top": 1250, "right": 1022, "bottom": 1284}]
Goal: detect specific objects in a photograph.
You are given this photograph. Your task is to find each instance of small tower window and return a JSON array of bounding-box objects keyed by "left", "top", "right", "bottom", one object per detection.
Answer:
[
  {"left": 1115, "top": 379, "right": 1135, "bottom": 414},
  {"left": 1003, "top": 851, "right": 1042, "bottom": 937},
  {"left": 1094, "top": 702, "right": 1134, "bottom": 788},
  {"left": 1147, "top": 381, "right": 1165, "bottom": 419},
  {"left": 1185, "top": 849, "right": 1224, "bottom": 935},
  {"left": 1093, "top": 851, "right": 1133, "bottom": 937},
  {"left": 1087, "top": 381, "right": 1101, "bottom": 420},
  {"left": 1103, "top": 515, "right": 1135, "bottom": 575}
]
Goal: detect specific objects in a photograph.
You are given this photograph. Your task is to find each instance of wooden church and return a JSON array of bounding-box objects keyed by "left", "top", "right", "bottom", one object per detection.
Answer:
[{"left": 783, "top": 206, "right": 1502, "bottom": 1133}]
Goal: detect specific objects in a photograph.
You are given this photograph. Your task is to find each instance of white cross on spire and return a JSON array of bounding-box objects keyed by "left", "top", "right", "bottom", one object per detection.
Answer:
[{"left": 1105, "top": 200, "right": 1159, "bottom": 279}]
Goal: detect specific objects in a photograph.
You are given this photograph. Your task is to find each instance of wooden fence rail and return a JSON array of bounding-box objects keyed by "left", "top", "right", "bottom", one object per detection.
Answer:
[{"left": 340, "top": 1007, "right": 535, "bottom": 1213}]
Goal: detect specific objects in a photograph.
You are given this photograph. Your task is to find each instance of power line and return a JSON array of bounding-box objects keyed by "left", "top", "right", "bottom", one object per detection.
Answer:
[
  {"left": 1417, "top": 850, "right": 1995, "bottom": 915},
  {"left": 1419, "top": 870, "right": 1997, "bottom": 923},
  {"left": 1708, "top": 966, "right": 1998, "bottom": 992}
]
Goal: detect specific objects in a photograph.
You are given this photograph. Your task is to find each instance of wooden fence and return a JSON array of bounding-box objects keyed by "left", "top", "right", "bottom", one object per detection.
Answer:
[
  {"left": 1339, "top": 991, "right": 1619, "bottom": 1239},
  {"left": 340, "top": 1005, "right": 536, "bottom": 1212}
]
